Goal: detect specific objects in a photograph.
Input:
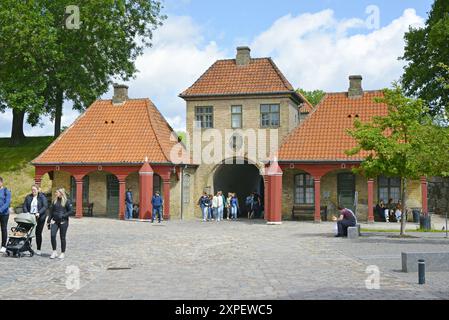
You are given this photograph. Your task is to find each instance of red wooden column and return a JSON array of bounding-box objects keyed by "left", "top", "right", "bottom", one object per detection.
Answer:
[
  {"left": 118, "top": 178, "right": 126, "bottom": 220},
  {"left": 367, "top": 179, "right": 375, "bottom": 223},
  {"left": 139, "top": 159, "right": 154, "bottom": 220},
  {"left": 162, "top": 175, "right": 171, "bottom": 220},
  {"left": 421, "top": 177, "right": 428, "bottom": 215},
  {"left": 266, "top": 159, "right": 283, "bottom": 225},
  {"left": 313, "top": 177, "right": 321, "bottom": 223},
  {"left": 75, "top": 177, "right": 84, "bottom": 219},
  {"left": 34, "top": 176, "right": 42, "bottom": 188}
]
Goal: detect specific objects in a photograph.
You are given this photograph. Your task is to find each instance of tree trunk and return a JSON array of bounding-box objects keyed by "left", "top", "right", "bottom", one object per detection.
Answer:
[
  {"left": 54, "top": 89, "right": 64, "bottom": 138},
  {"left": 400, "top": 177, "right": 408, "bottom": 236},
  {"left": 10, "top": 108, "right": 26, "bottom": 146}
]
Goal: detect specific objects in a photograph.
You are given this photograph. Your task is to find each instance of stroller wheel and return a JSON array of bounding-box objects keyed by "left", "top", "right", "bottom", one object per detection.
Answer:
[
  {"left": 29, "top": 250, "right": 34, "bottom": 257},
  {"left": 6, "top": 251, "right": 10, "bottom": 257}
]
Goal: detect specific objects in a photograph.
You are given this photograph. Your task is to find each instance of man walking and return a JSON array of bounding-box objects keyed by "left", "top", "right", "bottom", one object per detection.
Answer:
[
  {"left": 0, "top": 177, "right": 11, "bottom": 254},
  {"left": 125, "top": 188, "right": 133, "bottom": 220},
  {"left": 213, "top": 191, "right": 224, "bottom": 222},
  {"left": 151, "top": 191, "right": 163, "bottom": 223}
]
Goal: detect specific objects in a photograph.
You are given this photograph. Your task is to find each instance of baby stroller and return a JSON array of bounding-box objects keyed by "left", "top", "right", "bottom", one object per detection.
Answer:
[{"left": 5, "top": 213, "right": 36, "bottom": 258}]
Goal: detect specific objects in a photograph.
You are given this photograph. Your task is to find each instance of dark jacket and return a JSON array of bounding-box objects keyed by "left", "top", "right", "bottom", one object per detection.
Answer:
[
  {"left": 23, "top": 193, "right": 48, "bottom": 221},
  {"left": 0, "top": 187, "right": 11, "bottom": 215},
  {"left": 152, "top": 195, "right": 163, "bottom": 208},
  {"left": 47, "top": 199, "right": 73, "bottom": 224}
]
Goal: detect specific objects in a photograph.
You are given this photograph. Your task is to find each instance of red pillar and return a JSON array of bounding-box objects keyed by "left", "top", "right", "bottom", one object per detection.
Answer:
[
  {"left": 118, "top": 178, "right": 126, "bottom": 220},
  {"left": 266, "top": 160, "right": 283, "bottom": 225},
  {"left": 367, "top": 179, "right": 374, "bottom": 223},
  {"left": 139, "top": 160, "right": 154, "bottom": 220},
  {"left": 421, "top": 177, "right": 428, "bottom": 215},
  {"left": 163, "top": 177, "right": 171, "bottom": 220},
  {"left": 75, "top": 177, "right": 83, "bottom": 219},
  {"left": 314, "top": 178, "right": 321, "bottom": 223},
  {"left": 34, "top": 176, "right": 42, "bottom": 188}
]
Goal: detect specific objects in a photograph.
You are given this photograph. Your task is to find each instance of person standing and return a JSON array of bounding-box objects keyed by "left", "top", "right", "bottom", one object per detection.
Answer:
[
  {"left": 125, "top": 188, "right": 133, "bottom": 220},
  {"left": 213, "top": 191, "right": 224, "bottom": 222},
  {"left": 0, "top": 177, "right": 11, "bottom": 254},
  {"left": 208, "top": 194, "right": 214, "bottom": 221},
  {"left": 230, "top": 193, "right": 239, "bottom": 221},
  {"left": 375, "top": 200, "right": 386, "bottom": 222},
  {"left": 246, "top": 193, "right": 254, "bottom": 219},
  {"left": 226, "top": 192, "right": 232, "bottom": 220},
  {"left": 151, "top": 191, "right": 163, "bottom": 223},
  {"left": 47, "top": 188, "right": 72, "bottom": 259},
  {"left": 198, "top": 192, "right": 210, "bottom": 222},
  {"left": 22, "top": 185, "right": 48, "bottom": 255},
  {"left": 333, "top": 206, "right": 357, "bottom": 237}
]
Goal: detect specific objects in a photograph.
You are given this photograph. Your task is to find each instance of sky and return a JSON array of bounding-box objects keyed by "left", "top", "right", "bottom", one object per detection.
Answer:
[{"left": 0, "top": 0, "right": 434, "bottom": 137}]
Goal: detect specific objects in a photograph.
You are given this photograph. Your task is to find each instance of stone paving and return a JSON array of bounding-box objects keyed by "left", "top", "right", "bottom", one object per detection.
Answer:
[{"left": 0, "top": 216, "right": 448, "bottom": 300}]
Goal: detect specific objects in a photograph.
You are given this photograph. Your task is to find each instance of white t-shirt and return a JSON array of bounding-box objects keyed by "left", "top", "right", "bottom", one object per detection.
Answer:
[{"left": 30, "top": 196, "right": 38, "bottom": 214}]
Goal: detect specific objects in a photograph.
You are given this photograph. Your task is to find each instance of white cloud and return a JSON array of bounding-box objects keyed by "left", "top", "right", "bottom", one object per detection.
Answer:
[{"left": 251, "top": 8, "right": 425, "bottom": 92}]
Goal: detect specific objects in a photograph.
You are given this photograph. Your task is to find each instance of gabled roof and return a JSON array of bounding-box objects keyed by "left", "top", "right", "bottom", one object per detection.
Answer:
[
  {"left": 278, "top": 90, "right": 388, "bottom": 162},
  {"left": 33, "top": 99, "right": 182, "bottom": 165},
  {"left": 179, "top": 58, "right": 303, "bottom": 103}
]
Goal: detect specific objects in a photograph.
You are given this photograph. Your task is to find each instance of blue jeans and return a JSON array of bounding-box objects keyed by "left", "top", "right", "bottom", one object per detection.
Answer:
[
  {"left": 208, "top": 207, "right": 214, "bottom": 220},
  {"left": 152, "top": 206, "right": 162, "bottom": 222},
  {"left": 125, "top": 203, "right": 133, "bottom": 220},
  {"left": 201, "top": 206, "right": 208, "bottom": 221},
  {"left": 216, "top": 206, "right": 224, "bottom": 221},
  {"left": 231, "top": 206, "right": 238, "bottom": 220}
]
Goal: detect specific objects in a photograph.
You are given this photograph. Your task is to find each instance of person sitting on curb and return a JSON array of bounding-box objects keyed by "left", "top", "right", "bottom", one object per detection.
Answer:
[{"left": 332, "top": 205, "right": 357, "bottom": 238}]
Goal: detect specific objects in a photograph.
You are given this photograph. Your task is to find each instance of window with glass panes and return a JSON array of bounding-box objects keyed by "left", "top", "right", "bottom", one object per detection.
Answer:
[
  {"left": 231, "top": 105, "right": 242, "bottom": 128},
  {"left": 260, "top": 104, "right": 280, "bottom": 128},
  {"left": 70, "top": 176, "right": 89, "bottom": 204},
  {"left": 378, "top": 177, "right": 401, "bottom": 203},
  {"left": 294, "top": 174, "right": 314, "bottom": 204},
  {"left": 195, "top": 106, "right": 213, "bottom": 128}
]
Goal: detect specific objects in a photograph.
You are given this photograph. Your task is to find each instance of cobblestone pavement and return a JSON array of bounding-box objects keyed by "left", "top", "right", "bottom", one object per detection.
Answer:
[{"left": 0, "top": 217, "right": 448, "bottom": 300}]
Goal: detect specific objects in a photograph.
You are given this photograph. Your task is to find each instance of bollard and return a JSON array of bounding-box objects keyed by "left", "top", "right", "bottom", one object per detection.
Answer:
[{"left": 418, "top": 260, "right": 426, "bottom": 285}]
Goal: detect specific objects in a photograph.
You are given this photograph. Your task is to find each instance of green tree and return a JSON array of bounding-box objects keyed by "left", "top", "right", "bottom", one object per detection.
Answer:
[
  {"left": 401, "top": 0, "right": 449, "bottom": 118},
  {"left": 0, "top": 0, "right": 166, "bottom": 141},
  {"left": 346, "top": 85, "right": 449, "bottom": 235},
  {"left": 297, "top": 89, "right": 326, "bottom": 107},
  {"left": 0, "top": 0, "right": 58, "bottom": 145}
]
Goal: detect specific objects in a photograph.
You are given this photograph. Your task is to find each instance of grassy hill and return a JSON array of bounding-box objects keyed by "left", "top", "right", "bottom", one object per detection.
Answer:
[{"left": 0, "top": 137, "right": 54, "bottom": 207}]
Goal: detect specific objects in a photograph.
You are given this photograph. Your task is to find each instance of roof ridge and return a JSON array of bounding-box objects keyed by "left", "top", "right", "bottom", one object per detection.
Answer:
[
  {"left": 266, "top": 57, "right": 295, "bottom": 91},
  {"left": 324, "top": 89, "right": 385, "bottom": 96},
  {"left": 179, "top": 60, "right": 220, "bottom": 97},
  {"left": 144, "top": 99, "right": 174, "bottom": 163}
]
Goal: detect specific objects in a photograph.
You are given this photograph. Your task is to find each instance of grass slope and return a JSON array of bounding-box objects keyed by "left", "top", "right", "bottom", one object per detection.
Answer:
[{"left": 0, "top": 137, "right": 54, "bottom": 207}]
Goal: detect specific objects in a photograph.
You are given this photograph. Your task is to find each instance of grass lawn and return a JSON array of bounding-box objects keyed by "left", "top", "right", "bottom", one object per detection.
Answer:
[
  {"left": 0, "top": 137, "right": 54, "bottom": 207},
  {"left": 361, "top": 228, "right": 448, "bottom": 233}
]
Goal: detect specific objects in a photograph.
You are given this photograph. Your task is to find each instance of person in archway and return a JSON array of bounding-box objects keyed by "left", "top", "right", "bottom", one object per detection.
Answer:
[
  {"left": 151, "top": 191, "right": 163, "bottom": 223},
  {"left": 125, "top": 188, "right": 133, "bottom": 220},
  {"left": 245, "top": 193, "right": 254, "bottom": 219},
  {"left": 230, "top": 193, "right": 239, "bottom": 221},
  {"left": 212, "top": 191, "right": 224, "bottom": 222},
  {"left": 208, "top": 194, "right": 214, "bottom": 221},
  {"left": 252, "top": 191, "right": 261, "bottom": 219},
  {"left": 333, "top": 205, "right": 357, "bottom": 238},
  {"left": 22, "top": 185, "right": 48, "bottom": 255},
  {"left": 226, "top": 192, "right": 233, "bottom": 220},
  {"left": 47, "top": 188, "right": 72, "bottom": 259}
]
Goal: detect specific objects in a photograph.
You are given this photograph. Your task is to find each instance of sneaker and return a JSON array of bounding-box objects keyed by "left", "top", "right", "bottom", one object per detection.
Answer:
[
  {"left": 50, "top": 251, "right": 57, "bottom": 259},
  {"left": 58, "top": 253, "right": 65, "bottom": 260},
  {"left": 0, "top": 247, "right": 6, "bottom": 254},
  {"left": 35, "top": 250, "right": 42, "bottom": 256}
]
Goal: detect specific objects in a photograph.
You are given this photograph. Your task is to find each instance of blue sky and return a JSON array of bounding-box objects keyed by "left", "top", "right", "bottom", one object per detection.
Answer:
[{"left": 0, "top": 0, "right": 435, "bottom": 137}]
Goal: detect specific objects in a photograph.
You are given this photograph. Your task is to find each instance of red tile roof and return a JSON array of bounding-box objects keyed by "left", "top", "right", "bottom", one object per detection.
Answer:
[
  {"left": 278, "top": 91, "right": 388, "bottom": 162},
  {"left": 180, "top": 58, "right": 302, "bottom": 102},
  {"left": 33, "top": 99, "right": 183, "bottom": 165}
]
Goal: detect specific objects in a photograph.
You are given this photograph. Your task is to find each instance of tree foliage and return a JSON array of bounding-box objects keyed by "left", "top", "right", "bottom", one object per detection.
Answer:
[
  {"left": 297, "top": 89, "right": 326, "bottom": 107},
  {"left": 401, "top": 0, "right": 449, "bottom": 118}
]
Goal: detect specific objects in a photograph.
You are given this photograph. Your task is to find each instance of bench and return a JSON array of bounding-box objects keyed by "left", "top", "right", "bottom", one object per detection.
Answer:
[
  {"left": 73, "top": 202, "right": 94, "bottom": 217},
  {"left": 402, "top": 252, "right": 449, "bottom": 272},
  {"left": 347, "top": 224, "right": 362, "bottom": 239},
  {"left": 292, "top": 205, "right": 328, "bottom": 221}
]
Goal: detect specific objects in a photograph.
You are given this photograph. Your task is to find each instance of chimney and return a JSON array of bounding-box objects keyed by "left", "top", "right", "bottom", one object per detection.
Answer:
[
  {"left": 348, "top": 75, "right": 363, "bottom": 98},
  {"left": 112, "top": 83, "right": 129, "bottom": 105},
  {"left": 236, "top": 46, "right": 251, "bottom": 66}
]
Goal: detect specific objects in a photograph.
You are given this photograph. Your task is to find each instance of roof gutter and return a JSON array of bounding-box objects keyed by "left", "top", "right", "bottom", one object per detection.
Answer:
[{"left": 32, "top": 162, "right": 200, "bottom": 167}]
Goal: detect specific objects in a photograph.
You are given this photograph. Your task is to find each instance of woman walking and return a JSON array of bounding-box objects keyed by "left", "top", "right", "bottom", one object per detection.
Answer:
[
  {"left": 47, "top": 188, "right": 73, "bottom": 259},
  {"left": 0, "top": 177, "right": 11, "bottom": 254},
  {"left": 22, "top": 185, "right": 48, "bottom": 255},
  {"left": 230, "top": 193, "right": 239, "bottom": 221}
]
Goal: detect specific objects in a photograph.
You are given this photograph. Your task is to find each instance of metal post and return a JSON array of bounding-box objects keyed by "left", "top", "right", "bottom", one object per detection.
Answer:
[
  {"left": 418, "top": 260, "right": 426, "bottom": 285},
  {"left": 445, "top": 209, "right": 448, "bottom": 239}
]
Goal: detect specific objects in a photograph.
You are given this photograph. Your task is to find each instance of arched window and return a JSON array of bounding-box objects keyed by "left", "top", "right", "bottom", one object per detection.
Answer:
[
  {"left": 294, "top": 174, "right": 314, "bottom": 205},
  {"left": 183, "top": 174, "right": 190, "bottom": 204}
]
